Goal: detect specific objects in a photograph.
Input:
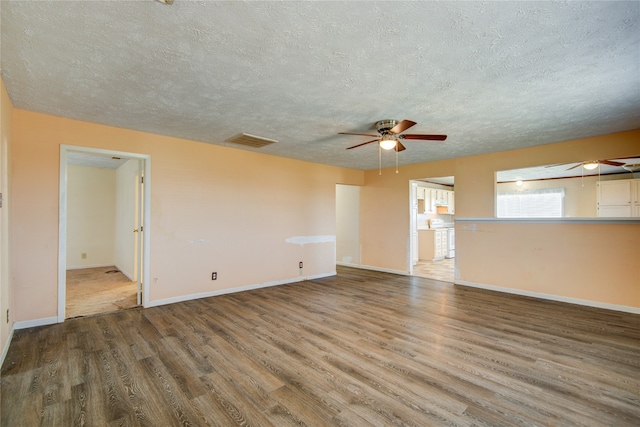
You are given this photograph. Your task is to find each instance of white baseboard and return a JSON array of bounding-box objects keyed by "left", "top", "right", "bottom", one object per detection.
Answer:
[
  {"left": 337, "top": 262, "right": 410, "bottom": 276},
  {"left": 1, "top": 326, "right": 14, "bottom": 368},
  {"left": 14, "top": 316, "right": 58, "bottom": 330},
  {"left": 115, "top": 264, "right": 135, "bottom": 282},
  {"left": 147, "top": 272, "right": 336, "bottom": 308},
  {"left": 66, "top": 264, "right": 113, "bottom": 270},
  {"left": 455, "top": 280, "right": 640, "bottom": 315}
]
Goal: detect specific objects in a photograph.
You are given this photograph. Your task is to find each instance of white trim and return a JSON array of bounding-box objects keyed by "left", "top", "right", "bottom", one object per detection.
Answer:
[
  {"left": 1, "top": 326, "right": 14, "bottom": 367},
  {"left": 14, "top": 317, "right": 58, "bottom": 330},
  {"left": 337, "top": 262, "right": 410, "bottom": 276},
  {"left": 147, "top": 273, "right": 336, "bottom": 308},
  {"left": 58, "top": 148, "right": 68, "bottom": 322},
  {"left": 455, "top": 280, "right": 640, "bottom": 315},
  {"left": 66, "top": 264, "right": 115, "bottom": 270},
  {"left": 59, "top": 145, "right": 152, "bottom": 323},
  {"left": 142, "top": 159, "right": 151, "bottom": 308},
  {"left": 455, "top": 217, "right": 640, "bottom": 224}
]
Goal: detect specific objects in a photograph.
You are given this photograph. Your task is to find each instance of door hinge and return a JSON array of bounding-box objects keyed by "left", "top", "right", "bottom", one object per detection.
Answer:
[{"left": 141, "top": 177, "right": 144, "bottom": 184}]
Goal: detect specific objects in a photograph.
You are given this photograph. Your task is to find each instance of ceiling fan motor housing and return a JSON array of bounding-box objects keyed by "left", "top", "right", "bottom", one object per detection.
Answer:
[{"left": 376, "top": 120, "right": 399, "bottom": 134}]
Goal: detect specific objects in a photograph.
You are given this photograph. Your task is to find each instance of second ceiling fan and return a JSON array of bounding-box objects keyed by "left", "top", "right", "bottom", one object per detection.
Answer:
[{"left": 339, "top": 119, "right": 447, "bottom": 152}]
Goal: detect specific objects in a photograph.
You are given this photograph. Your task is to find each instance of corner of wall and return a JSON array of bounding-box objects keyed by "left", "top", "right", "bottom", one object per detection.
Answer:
[{"left": 0, "top": 76, "right": 15, "bottom": 364}]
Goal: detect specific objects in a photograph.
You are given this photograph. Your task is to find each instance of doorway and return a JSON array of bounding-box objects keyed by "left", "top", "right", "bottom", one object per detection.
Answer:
[
  {"left": 58, "top": 146, "right": 150, "bottom": 321},
  {"left": 410, "top": 177, "right": 455, "bottom": 283}
]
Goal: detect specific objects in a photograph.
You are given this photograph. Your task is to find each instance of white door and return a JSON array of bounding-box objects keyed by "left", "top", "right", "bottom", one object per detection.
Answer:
[{"left": 135, "top": 161, "right": 144, "bottom": 305}]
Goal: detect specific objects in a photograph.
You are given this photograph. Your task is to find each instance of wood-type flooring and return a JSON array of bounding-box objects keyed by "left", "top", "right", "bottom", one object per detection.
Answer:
[
  {"left": 66, "top": 266, "right": 138, "bottom": 318},
  {"left": 2, "top": 266, "right": 639, "bottom": 426}
]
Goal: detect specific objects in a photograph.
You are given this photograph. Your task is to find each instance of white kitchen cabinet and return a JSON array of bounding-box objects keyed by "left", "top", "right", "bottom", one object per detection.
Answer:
[
  {"left": 597, "top": 179, "right": 639, "bottom": 217},
  {"left": 423, "top": 188, "right": 435, "bottom": 213},
  {"left": 633, "top": 181, "right": 640, "bottom": 217},
  {"left": 598, "top": 205, "right": 632, "bottom": 217},
  {"left": 434, "top": 229, "right": 448, "bottom": 260},
  {"left": 446, "top": 191, "right": 455, "bottom": 214},
  {"left": 418, "top": 229, "right": 448, "bottom": 261},
  {"left": 416, "top": 186, "right": 425, "bottom": 201},
  {"left": 434, "top": 190, "right": 447, "bottom": 205}
]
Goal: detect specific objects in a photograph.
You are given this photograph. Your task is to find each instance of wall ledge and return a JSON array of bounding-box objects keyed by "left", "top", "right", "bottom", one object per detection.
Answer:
[
  {"left": 455, "top": 217, "right": 640, "bottom": 224},
  {"left": 455, "top": 280, "right": 640, "bottom": 315}
]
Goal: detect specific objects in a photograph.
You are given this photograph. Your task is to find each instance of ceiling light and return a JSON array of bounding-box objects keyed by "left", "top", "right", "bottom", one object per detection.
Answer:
[
  {"left": 516, "top": 180, "right": 523, "bottom": 186},
  {"left": 583, "top": 162, "right": 599, "bottom": 170},
  {"left": 379, "top": 136, "right": 397, "bottom": 150},
  {"left": 622, "top": 164, "right": 640, "bottom": 172}
]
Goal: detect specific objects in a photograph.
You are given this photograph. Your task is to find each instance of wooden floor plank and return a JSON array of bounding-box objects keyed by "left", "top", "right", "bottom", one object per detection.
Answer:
[{"left": 3, "top": 266, "right": 640, "bottom": 426}]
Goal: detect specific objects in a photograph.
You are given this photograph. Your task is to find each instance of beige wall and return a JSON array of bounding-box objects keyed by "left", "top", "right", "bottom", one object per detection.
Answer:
[
  {"left": 11, "top": 110, "right": 363, "bottom": 322},
  {"left": 456, "top": 221, "right": 639, "bottom": 307},
  {"left": 1, "top": 78, "right": 13, "bottom": 360},
  {"left": 66, "top": 165, "right": 116, "bottom": 269},
  {"left": 360, "top": 130, "right": 640, "bottom": 309}
]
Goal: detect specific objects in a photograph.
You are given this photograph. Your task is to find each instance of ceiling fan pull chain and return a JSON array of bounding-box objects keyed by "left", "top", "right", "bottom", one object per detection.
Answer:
[
  {"left": 396, "top": 148, "right": 399, "bottom": 173},
  {"left": 379, "top": 145, "right": 382, "bottom": 175}
]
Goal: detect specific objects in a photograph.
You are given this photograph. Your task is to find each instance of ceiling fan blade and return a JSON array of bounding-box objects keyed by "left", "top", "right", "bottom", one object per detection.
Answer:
[
  {"left": 600, "top": 160, "right": 625, "bottom": 167},
  {"left": 394, "top": 142, "right": 406, "bottom": 152},
  {"left": 338, "top": 132, "right": 378, "bottom": 137},
  {"left": 390, "top": 120, "right": 417, "bottom": 134},
  {"left": 346, "top": 139, "right": 378, "bottom": 150},
  {"left": 566, "top": 163, "right": 583, "bottom": 171},
  {"left": 401, "top": 134, "right": 448, "bottom": 141},
  {"left": 545, "top": 163, "right": 572, "bottom": 168}
]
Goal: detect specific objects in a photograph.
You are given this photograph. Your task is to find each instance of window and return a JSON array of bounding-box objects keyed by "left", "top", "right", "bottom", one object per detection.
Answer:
[{"left": 497, "top": 188, "right": 565, "bottom": 218}]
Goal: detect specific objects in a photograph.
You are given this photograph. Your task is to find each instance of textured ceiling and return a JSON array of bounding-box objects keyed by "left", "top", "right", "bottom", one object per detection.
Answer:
[{"left": 2, "top": 1, "right": 639, "bottom": 171}]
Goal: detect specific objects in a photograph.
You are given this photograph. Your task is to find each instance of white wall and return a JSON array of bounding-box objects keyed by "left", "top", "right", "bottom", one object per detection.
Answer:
[
  {"left": 66, "top": 165, "right": 116, "bottom": 268},
  {"left": 115, "top": 159, "right": 139, "bottom": 280},
  {"left": 336, "top": 184, "right": 361, "bottom": 265}
]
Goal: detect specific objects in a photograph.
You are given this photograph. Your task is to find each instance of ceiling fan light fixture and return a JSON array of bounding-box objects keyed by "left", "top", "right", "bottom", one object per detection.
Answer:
[
  {"left": 583, "top": 162, "right": 599, "bottom": 170},
  {"left": 379, "top": 136, "right": 397, "bottom": 150}
]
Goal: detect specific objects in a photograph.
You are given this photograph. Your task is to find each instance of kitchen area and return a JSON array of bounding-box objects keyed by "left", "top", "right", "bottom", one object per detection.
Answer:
[{"left": 411, "top": 179, "right": 455, "bottom": 282}]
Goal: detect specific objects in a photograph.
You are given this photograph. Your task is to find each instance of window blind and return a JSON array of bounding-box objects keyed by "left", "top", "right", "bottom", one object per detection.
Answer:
[{"left": 497, "top": 188, "right": 565, "bottom": 218}]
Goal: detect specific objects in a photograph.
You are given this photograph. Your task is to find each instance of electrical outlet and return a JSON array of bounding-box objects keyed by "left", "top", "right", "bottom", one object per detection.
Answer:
[
  {"left": 299, "top": 261, "right": 303, "bottom": 268},
  {"left": 81, "top": 253, "right": 87, "bottom": 259},
  {"left": 211, "top": 272, "right": 217, "bottom": 280}
]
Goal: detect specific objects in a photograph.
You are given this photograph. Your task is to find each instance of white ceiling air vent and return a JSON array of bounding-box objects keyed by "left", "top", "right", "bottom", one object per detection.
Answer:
[{"left": 225, "top": 133, "right": 278, "bottom": 148}]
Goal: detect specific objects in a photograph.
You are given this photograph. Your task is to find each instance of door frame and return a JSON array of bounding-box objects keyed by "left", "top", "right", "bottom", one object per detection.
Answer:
[{"left": 57, "top": 145, "right": 151, "bottom": 322}]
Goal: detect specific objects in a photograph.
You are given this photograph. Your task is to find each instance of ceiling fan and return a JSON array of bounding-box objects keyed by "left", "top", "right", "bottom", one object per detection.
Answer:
[
  {"left": 339, "top": 119, "right": 447, "bottom": 152},
  {"left": 546, "top": 159, "right": 625, "bottom": 171}
]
